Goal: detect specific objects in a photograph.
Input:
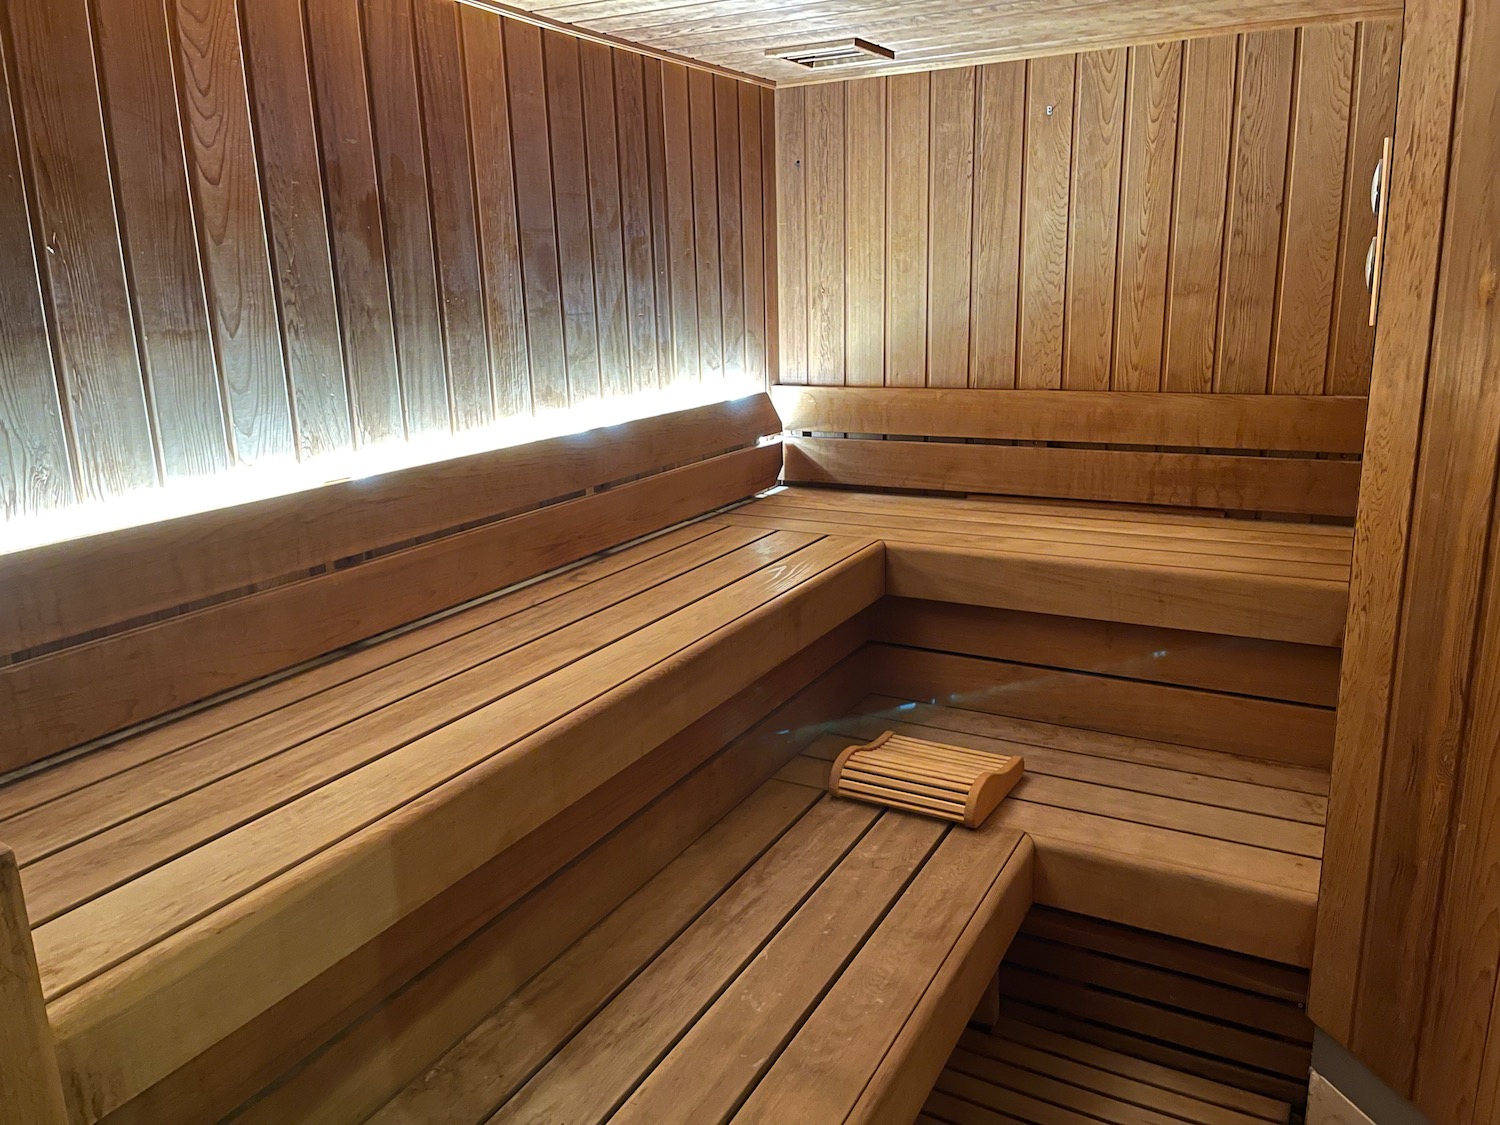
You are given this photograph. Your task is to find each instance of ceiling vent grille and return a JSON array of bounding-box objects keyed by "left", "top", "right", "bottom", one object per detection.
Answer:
[{"left": 766, "top": 37, "right": 896, "bottom": 69}]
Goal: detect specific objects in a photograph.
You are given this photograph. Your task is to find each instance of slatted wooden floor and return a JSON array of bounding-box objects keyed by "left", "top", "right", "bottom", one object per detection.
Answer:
[
  {"left": 363, "top": 775, "right": 1033, "bottom": 1125},
  {"left": 779, "top": 697, "right": 1327, "bottom": 967},
  {"left": 0, "top": 521, "right": 884, "bottom": 1114},
  {"left": 922, "top": 1020, "right": 1295, "bottom": 1125},
  {"left": 721, "top": 489, "right": 1353, "bottom": 647}
]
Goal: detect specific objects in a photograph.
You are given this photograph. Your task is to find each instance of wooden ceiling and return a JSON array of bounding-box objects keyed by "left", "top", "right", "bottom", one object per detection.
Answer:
[{"left": 476, "top": 0, "right": 1401, "bottom": 85}]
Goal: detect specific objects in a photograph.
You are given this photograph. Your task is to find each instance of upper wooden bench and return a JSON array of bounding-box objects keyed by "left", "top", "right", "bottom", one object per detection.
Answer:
[
  {"left": 732, "top": 385, "right": 1365, "bottom": 649},
  {"left": 0, "top": 397, "right": 890, "bottom": 1124}
]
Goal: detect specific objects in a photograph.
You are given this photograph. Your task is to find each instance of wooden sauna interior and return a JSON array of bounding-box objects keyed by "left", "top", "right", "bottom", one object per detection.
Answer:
[{"left": 0, "top": 0, "right": 1495, "bottom": 1122}]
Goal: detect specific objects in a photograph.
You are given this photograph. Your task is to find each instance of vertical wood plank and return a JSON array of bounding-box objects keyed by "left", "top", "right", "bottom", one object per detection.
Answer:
[
  {"left": 775, "top": 84, "right": 807, "bottom": 384},
  {"left": 93, "top": 0, "right": 227, "bottom": 478},
  {"left": 661, "top": 61, "right": 700, "bottom": 383},
  {"left": 1216, "top": 29, "right": 1295, "bottom": 393},
  {"left": 0, "top": 848, "right": 68, "bottom": 1125},
  {"left": 844, "top": 77, "right": 885, "bottom": 387},
  {"left": 1019, "top": 55, "right": 1076, "bottom": 389},
  {"left": 1351, "top": 0, "right": 1500, "bottom": 1090},
  {"left": 1113, "top": 41, "right": 1182, "bottom": 392},
  {"left": 242, "top": 0, "right": 354, "bottom": 457},
  {"left": 460, "top": 6, "right": 530, "bottom": 419},
  {"left": 363, "top": 0, "right": 450, "bottom": 432},
  {"left": 614, "top": 52, "right": 660, "bottom": 393},
  {"left": 1062, "top": 48, "right": 1125, "bottom": 391},
  {"left": 9, "top": 0, "right": 159, "bottom": 493},
  {"left": 0, "top": 29, "right": 72, "bottom": 516},
  {"left": 884, "top": 73, "right": 928, "bottom": 388},
  {"left": 739, "top": 84, "right": 767, "bottom": 386},
  {"left": 504, "top": 20, "right": 568, "bottom": 411},
  {"left": 970, "top": 62, "right": 1024, "bottom": 389},
  {"left": 688, "top": 69, "right": 723, "bottom": 380},
  {"left": 715, "top": 75, "right": 746, "bottom": 381},
  {"left": 544, "top": 30, "right": 602, "bottom": 403},
  {"left": 1309, "top": 1, "right": 1462, "bottom": 1051},
  {"left": 304, "top": 0, "right": 405, "bottom": 445},
  {"left": 1163, "top": 33, "right": 1235, "bottom": 393},
  {"left": 761, "top": 85, "right": 779, "bottom": 386},
  {"left": 804, "top": 81, "right": 844, "bottom": 386},
  {"left": 1271, "top": 23, "right": 1355, "bottom": 395},
  {"left": 1326, "top": 18, "right": 1400, "bottom": 396},
  {"left": 414, "top": 0, "right": 492, "bottom": 428},
  {"left": 643, "top": 59, "right": 673, "bottom": 388},
  {"left": 580, "top": 40, "right": 631, "bottom": 399},
  {"left": 927, "top": 67, "right": 976, "bottom": 388}
]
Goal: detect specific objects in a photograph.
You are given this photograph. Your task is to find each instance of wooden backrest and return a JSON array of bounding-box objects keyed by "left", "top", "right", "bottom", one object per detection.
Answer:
[
  {"left": 0, "top": 397, "right": 782, "bottom": 772},
  {"left": 773, "top": 387, "right": 1367, "bottom": 518}
]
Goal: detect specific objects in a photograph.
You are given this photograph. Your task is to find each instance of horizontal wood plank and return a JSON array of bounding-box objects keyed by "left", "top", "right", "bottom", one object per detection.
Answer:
[
  {"left": 885, "top": 542, "right": 1349, "bottom": 647},
  {"left": 43, "top": 539, "right": 883, "bottom": 1117},
  {"left": 773, "top": 385, "right": 1367, "bottom": 451},
  {"left": 783, "top": 437, "right": 1361, "bottom": 516},
  {"left": 2, "top": 396, "right": 781, "bottom": 657},
  {"left": 0, "top": 444, "right": 782, "bottom": 772}
]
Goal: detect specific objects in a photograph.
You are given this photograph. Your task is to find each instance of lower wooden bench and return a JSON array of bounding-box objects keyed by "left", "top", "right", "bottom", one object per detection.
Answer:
[
  {"left": 363, "top": 779, "right": 1034, "bottom": 1125},
  {"left": 778, "top": 696, "right": 1326, "bottom": 968}
]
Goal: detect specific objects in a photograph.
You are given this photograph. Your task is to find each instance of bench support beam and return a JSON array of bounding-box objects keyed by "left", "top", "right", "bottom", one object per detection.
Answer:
[{"left": 1, "top": 846, "right": 69, "bottom": 1125}]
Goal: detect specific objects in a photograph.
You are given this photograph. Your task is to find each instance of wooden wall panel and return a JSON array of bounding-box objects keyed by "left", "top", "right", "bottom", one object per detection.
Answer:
[
  {"left": 0, "top": 0, "right": 770, "bottom": 524},
  {"left": 776, "top": 19, "right": 1393, "bottom": 393},
  {"left": 1310, "top": 3, "right": 1500, "bottom": 1125}
]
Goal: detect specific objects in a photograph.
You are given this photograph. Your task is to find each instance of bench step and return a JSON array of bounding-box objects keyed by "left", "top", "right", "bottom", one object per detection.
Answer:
[
  {"left": 367, "top": 782, "right": 1033, "bottom": 1125},
  {"left": 788, "top": 696, "right": 1326, "bottom": 967}
]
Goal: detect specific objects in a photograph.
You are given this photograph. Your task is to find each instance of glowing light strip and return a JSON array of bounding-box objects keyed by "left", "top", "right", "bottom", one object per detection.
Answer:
[{"left": 3, "top": 379, "right": 763, "bottom": 556}]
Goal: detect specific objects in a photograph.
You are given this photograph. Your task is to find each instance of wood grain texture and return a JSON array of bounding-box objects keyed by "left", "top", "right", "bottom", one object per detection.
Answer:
[
  {"left": 927, "top": 67, "right": 976, "bottom": 387},
  {"left": 1, "top": 0, "right": 771, "bottom": 523},
  {"left": 7, "top": 0, "right": 158, "bottom": 495},
  {"left": 1019, "top": 54, "right": 1075, "bottom": 389},
  {"left": 92, "top": 0, "right": 228, "bottom": 479},
  {"left": 1113, "top": 41, "right": 1181, "bottom": 391},
  {"left": 844, "top": 77, "right": 884, "bottom": 386},
  {"left": 493, "top": 0, "right": 1401, "bottom": 86},
  {"left": 783, "top": 437, "right": 1360, "bottom": 517},
  {"left": 0, "top": 847, "right": 68, "bottom": 1125},
  {"left": 969, "top": 62, "right": 1025, "bottom": 389},
  {"left": 1063, "top": 49, "right": 1125, "bottom": 391},
  {"left": 306, "top": 0, "right": 407, "bottom": 444},
  {"left": 1164, "top": 34, "right": 1236, "bottom": 393},
  {"left": 0, "top": 31, "right": 73, "bottom": 517},
  {"left": 1271, "top": 22, "right": 1355, "bottom": 394},
  {"left": 778, "top": 22, "right": 1390, "bottom": 393},
  {"left": 885, "top": 72, "right": 929, "bottom": 388},
  {"left": 772, "top": 386, "right": 1369, "bottom": 451},
  {"left": 1216, "top": 29, "right": 1295, "bottom": 393},
  {"left": 2, "top": 394, "right": 778, "bottom": 654},
  {"left": 1310, "top": 0, "right": 1463, "bottom": 1050}
]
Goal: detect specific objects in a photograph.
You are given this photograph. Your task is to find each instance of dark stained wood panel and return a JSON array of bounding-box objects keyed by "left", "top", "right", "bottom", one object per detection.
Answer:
[
  {"left": 92, "top": 0, "right": 228, "bottom": 479},
  {"left": 492, "top": 0, "right": 1400, "bottom": 86},
  {"left": 305, "top": 0, "right": 407, "bottom": 445},
  {"left": 779, "top": 20, "right": 1392, "bottom": 394},
  {"left": 0, "top": 26, "right": 75, "bottom": 518},
  {"left": 241, "top": 0, "right": 354, "bottom": 457},
  {"left": 0, "top": 0, "right": 771, "bottom": 528},
  {"left": 6, "top": 0, "right": 159, "bottom": 496}
]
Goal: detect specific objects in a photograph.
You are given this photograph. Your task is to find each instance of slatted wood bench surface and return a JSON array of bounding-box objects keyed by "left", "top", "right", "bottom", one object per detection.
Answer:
[
  {"left": 0, "top": 518, "right": 883, "bottom": 1122},
  {"left": 361, "top": 774, "right": 1034, "bottom": 1125},
  {"left": 776, "top": 696, "right": 1326, "bottom": 967},
  {"left": 922, "top": 1020, "right": 1295, "bottom": 1125},
  {"left": 718, "top": 489, "right": 1353, "bottom": 648}
]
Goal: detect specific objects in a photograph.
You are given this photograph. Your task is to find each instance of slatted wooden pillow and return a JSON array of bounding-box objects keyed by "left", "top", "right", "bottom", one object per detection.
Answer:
[{"left": 830, "top": 732, "right": 1024, "bottom": 828}]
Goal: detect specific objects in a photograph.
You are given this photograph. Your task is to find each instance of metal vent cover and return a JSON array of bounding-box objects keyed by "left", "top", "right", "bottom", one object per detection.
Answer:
[{"left": 766, "top": 37, "right": 896, "bottom": 69}]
